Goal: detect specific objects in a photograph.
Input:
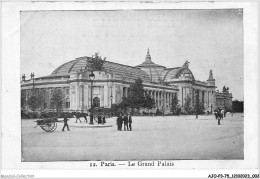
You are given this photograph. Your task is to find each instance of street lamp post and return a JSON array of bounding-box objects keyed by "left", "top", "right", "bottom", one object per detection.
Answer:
[
  {"left": 162, "top": 89, "right": 165, "bottom": 117},
  {"left": 89, "top": 71, "right": 95, "bottom": 125},
  {"left": 196, "top": 91, "right": 198, "bottom": 119}
]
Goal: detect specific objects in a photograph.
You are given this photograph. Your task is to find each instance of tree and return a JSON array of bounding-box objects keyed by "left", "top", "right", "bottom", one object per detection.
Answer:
[
  {"left": 27, "top": 95, "right": 38, "bottom": 112},
  {"left": 171, "top": 94, "right": 179, "bottom": 114},
  {"left": 51, "top": 88, "right": 63, "bottom": 114},
  {"left": 21, "top": 90, "right": 27, "bottom": 109},
  {"left": 144, "top": 93, "right": 155, "bottom": 110},
  {"left": 232, "top": 100, "right": 244, "bottom": 112},
  {"left": 193, "top": 101, "right": 205, "bottom": 115},
  {"left": 36, "top": 90, "right": 45, "bottom": 112},
  {"left": 118, "top": 78, "right": 155, "bottom": 113},
  {"left": 27, "top": 90, "right": 45, "bottom": 112},
  {"left": 184, "top": 95, "right": 192, "bottom": 114}
]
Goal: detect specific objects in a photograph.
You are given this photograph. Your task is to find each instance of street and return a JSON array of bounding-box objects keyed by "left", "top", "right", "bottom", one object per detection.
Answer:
[{"left": 21, "top": 113, "right": 244, "bottom": 161}]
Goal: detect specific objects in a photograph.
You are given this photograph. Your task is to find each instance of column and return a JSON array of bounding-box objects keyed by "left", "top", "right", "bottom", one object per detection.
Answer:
[
  {"left": 157, "top": 91, "right": 160, "bottom": 108},
  {"left": 88, "top": 85, "right": 91, "bottom": 107},
  {"left": 113, "top": 83, "right": 116, "bottom": 104},
  {"left": 208, "top": 91, "right": 210, "bottom": 108},
  {"left": 104, "top": 85, "right": 108, "bottom": 108},
  {"left": 84, "top": 85, "right": 88, "bottom": 109},
  {"left": 120, "top": 85, "right": 123, "bottom": 102},
  {"left": 81, "top": 85, "right": 84, "bottom": 111},
  {"left": 101, "top": 87, "right": 104, "bottom": 107},
  {"left": 165, "top": 92, "right": 167, "bottom": 109},
  {"left": 168, "top": 92, "right": 170, "bottom": 109},
  {"left": 109, "top": 84, "right": 113, "bottom": 107},
  {"left": 164, "top": 91, "right": 166, "bottom": 109},
  {"left": 76, "top": 84, "right": 80, "bottom": 108},
  {"left": 181, "top": 87, "right": 184, "bottom": 106}
]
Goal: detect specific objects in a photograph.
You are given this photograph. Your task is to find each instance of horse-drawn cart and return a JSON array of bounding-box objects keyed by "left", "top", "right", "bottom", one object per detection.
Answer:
[{"left": 34, "top": 117, "right": 59, "bottom": 132}]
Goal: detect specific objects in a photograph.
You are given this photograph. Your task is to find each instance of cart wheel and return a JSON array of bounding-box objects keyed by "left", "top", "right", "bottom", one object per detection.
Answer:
[{"left": 49, "top": 122, "right": 57, "bottom": 132}]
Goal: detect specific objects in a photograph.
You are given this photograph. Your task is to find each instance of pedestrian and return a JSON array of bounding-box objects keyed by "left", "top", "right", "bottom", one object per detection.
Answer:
[
  {"left": 90, "top": 114, "right": 94, "bottom": 124},
  {"left": 102, "top": 115, "right": 106, "bottom": 124},
  {"left": 116, "top": 114, "right": 122, "bottom": 131},
  {"left": 98, "top": 114, "right": 102, "bottom": 124},
  {"left": 120, "top": 114, "right": 124, "bottom": 131},
  {"left": 123, "top": 114, "right": 128, "bottom": 131},
  {"left": 217, "top": 108, "right": 222, "bottom": 125},
  {"left": 221, "top": 109, "right": 225, "bottom": 120},
  {"left": 75, "top": 112, "right": 82, "bottom": 123},
  {"left": 128, "top": 114, "right": 132, "bottom": 131},
  {"left": 62, "top": 114, "right": 70, "bottom": 131}
]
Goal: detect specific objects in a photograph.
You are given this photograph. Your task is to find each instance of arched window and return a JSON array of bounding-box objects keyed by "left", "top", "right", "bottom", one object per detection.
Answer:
[
  {"left": 93, "top": 97, "right": 100, "bottom": 108},
  {"left": 65, "top": 98, "right": 70, "bottom": 108}
]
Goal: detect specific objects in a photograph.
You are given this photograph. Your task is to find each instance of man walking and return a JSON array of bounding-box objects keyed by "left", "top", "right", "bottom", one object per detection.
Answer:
[
  {"left": 128, "top": 114, "right": 132, "bottom": 131},
  {"left": 102, "top": 115, "right": 106, "bottom": 124},
  {"left": 217, "top": 108, "right": 222, "bottom": 125},
  {"left": 117, "top": 114, "right": 122, "bottom": 131},
  {"left": 62, "top": 114, "right": 70, "bottom": 131},
  {"left": 123, "top": 114, "right": 128, "bottom": 131}
]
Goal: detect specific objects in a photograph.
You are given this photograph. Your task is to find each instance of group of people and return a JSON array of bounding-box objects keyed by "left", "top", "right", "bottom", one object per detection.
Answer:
[
  {"left": 62, "top": 112, "right": 107, "bottom": 131},
  {"left": 116, "top": 113, "right": 132, "bottom": 131},
  {"left": 214, "top": 108, "right": 227, "bottom": 125},
  {"left": 96, "top": 114, "right": 106, "bottom": 124}
]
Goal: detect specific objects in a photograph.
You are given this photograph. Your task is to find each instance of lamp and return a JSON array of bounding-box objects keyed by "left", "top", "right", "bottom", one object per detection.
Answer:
[
  {"left": 89, "top": 71, "right": 95, "bottom": 81},
  {"left": 89, "top": 71, "right": 95, "bottom": 124}
]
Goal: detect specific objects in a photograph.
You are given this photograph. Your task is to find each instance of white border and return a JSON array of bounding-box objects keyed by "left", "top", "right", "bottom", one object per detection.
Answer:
[{"left": 1, "top": 1, "right": 259, "bottom": 177}]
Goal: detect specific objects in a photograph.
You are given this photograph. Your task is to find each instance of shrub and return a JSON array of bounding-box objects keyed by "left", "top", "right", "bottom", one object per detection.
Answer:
[
  {"left": 21, "top": 111, "right": 30, "bottom": 119},
  {"left": 155, "top": 109, "right": 163, "bottom": 116},
  {"left": 26, "top": 112, "right": 39, "bottom": 119}
]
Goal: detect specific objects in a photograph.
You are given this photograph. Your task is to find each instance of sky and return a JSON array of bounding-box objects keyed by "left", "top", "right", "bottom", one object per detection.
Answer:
[{"left": 21, "top": 10, "right": 243, "bottom": 100}]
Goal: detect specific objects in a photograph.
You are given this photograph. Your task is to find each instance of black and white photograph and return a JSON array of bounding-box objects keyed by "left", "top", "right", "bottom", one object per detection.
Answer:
[
  {"left": 1, "top": 1, "right": 259, "bottom": 178},
  {"left": 20, "top": 9, "right": 244, "bottom": 162}
]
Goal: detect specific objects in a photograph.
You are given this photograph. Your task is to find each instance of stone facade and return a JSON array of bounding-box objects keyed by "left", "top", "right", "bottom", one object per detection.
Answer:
[{"left": 21, "top": 50, "right": 232, "bottom": 113}]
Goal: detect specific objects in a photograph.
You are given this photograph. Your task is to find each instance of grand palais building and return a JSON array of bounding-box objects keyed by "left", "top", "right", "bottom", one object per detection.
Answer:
[{"left": 21, "top": 50, "right": 232, "bottom": 114}]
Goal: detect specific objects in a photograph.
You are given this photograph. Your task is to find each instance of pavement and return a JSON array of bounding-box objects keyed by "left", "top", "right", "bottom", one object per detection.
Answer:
[{"left": 21, "top": 113, "right": 244, "bottom": 162}]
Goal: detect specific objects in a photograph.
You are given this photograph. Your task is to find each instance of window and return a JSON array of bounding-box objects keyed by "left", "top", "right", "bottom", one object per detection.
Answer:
[
  {"left": 66, "top": 89, "right": 69, "bottom": 95},
  {"left": 93, "top": 97, "right": 100, "bottom": 107},
  {"left": 66, "top": 102, "right": 70, "bottom": 108}
]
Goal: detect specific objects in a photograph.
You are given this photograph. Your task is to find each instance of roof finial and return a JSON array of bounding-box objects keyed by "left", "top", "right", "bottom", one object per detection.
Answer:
[
  {"left": 208, "top": 69, "right": 214, "bottom": 80},
  {"left": 144, "top": 48, "right": 152, "bottom": 63}
]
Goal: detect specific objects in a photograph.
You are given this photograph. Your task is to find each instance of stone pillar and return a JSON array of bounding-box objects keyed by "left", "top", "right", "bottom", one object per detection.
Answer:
[
  {"left": 75, "top": 84, "right": 80, "bottom": 109},
  {"left": 101, "top": 87, "right": 104, "bottom": 107},
  {"left": 81, "top": 85, "right": 84, "bottom": 111},
  {"left": 113, "top": 83, "right": 116, "bottom": 104},
  {"left": 104, "top": 85, "right": 108, "bottom": 108},
  {"left": 109, "top": 84, "right": 113, "bottom": 107},
  {"left": 120, "top": 85, "right": 123, "bottom": 102},
  {"left": 84, "top": 85, "right": 88, "bottom": 109},
  {"left": 168, "top": 92, "right": 171, "bottom": 109},
  {"left": 88, "top": 85, "right": 91, "bottom": 107},
  {"left": 164, "top": 91, "right": 166, "bottom": 109},
  {"left": 157, "top": 91, "right": 160, "bottom": 108}
]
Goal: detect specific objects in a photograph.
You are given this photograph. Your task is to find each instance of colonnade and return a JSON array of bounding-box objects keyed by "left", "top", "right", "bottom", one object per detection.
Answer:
[
  {"left": 122, "top": 86, "right": 177, "bottom": 110},
  {"left": 180, "top": 86, "right": 214, "bottom": 110}
]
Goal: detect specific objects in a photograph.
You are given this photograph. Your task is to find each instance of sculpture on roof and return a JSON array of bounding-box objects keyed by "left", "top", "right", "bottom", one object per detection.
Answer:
[
  {"left": 183, "top": 60, "right": 190, "bottom": 68},
  {"left": 87, "top": 53, "right": 106, "bottom": 71},
  {"left": 208, "top": 69, "right": 214, "bottom": 80}
]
